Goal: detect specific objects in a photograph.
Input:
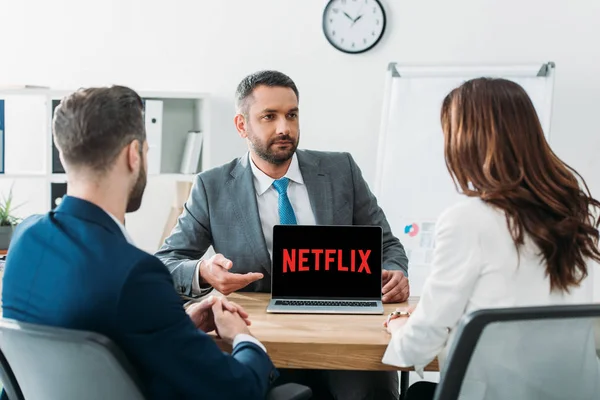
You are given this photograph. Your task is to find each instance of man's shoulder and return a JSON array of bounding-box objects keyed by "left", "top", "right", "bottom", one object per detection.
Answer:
[
  {"left": 13, "top": 213, "right": 45, "bottom": 232},
  {"left": 11, "top": 211, "right": 153, "bottom": 273},
  {"left": 93, "top": 235, "right": 163, "bottom": 279},
  {"left": 297, "top": 149, "right": 353, "bottom": 168},
  {"left": 298, "top": 149, "right": 350, "bottom": 160},
  {"left": 196, "top": 156, "right": 245, "bottom": 184},
  {"left": 10, "top": 213, "right": 53, "bottom": 246},
  {"left": 194, "top": 150, "right": 358, "bottom": 183}
]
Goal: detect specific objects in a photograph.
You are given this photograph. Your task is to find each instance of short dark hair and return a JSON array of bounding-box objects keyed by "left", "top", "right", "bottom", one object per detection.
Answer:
[
  {"left": 235, "top": 70, "right": 299, "bottom": 114},
  {"left": 53, "top": 85, "right": 145, "bottom": 174}
]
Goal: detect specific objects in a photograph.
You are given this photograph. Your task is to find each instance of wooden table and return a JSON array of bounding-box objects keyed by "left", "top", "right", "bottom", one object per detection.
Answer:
[{"left": 211, "top": 292, "right": 439, "bottom": 372}]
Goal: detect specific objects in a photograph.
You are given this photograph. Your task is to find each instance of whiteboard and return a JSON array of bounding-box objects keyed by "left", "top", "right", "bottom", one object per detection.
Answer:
[{"left": 374, "top": 63, "right": 556, "bottom": 294}]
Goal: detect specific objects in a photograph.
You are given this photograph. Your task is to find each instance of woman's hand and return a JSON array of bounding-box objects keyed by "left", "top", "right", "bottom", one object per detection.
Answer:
[{"left": 383, "top": 305, "right": 416, "bottom": 333}]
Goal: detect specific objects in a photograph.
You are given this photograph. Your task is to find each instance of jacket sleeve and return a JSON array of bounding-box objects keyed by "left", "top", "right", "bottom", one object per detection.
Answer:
[
  {"left": 346, "top": 153, "right": 409, "bottom": 275},
  {"left": 382, "top": 204, "right": 483, "bottom": 374},
  {"left": 154, "top": 174, "right": 214, "bottom": 297},
  {"left": 115, "top": 257, "right": 277, "bottom": 400}
]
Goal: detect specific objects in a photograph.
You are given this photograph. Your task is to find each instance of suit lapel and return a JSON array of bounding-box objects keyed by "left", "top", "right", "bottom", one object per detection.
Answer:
[
  {"left": 229, "top": 155, "right": 272, "bottom": 274},
  {"left": 297, "top": 150, "right": 333, "bottom": 225}
]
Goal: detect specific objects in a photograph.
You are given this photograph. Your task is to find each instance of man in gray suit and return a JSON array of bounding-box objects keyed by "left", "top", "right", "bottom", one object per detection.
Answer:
[{"left": 156, "top": 70, "right": 409, "bottom": 400}]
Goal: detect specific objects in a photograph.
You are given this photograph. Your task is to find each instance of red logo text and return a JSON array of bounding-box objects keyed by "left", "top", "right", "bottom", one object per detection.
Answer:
[{"left": 282, "top": 249, "right": 372, "bottom": 274}]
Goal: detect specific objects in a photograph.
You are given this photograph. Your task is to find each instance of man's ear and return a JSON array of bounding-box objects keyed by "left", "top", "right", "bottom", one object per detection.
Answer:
[
  {"left": 126, "top": 140, "right": 142, "bottom": 172},
  {"left": 234, "top": 114, "right": 248, "bottom": 139}
]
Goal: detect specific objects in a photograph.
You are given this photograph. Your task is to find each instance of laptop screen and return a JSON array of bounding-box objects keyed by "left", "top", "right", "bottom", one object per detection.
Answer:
[{"left": 271, "top": 225, "right": 382, "bottom": 300}]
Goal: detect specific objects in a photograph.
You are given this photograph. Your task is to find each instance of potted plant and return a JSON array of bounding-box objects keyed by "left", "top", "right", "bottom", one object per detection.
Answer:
[{"left": 0, "top": 186, "right": 22, "bottom": 250}]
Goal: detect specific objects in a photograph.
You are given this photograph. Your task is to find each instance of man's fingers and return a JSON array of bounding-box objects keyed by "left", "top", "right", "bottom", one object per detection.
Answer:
[
  {"left": 218, "top": 299, "right": 251, "bottom": 324},
  {"left": 197, "top": 295, "right": 216, "bottom": 311},
  {"left": 398, "top": 276, "right": 410, "bottom": 301},
  {"left": 244, "top": 272, "right": 264, "bottom": 283},
  {"left": 212, "top": 254, "right": 233, "bottom": 270},
  {"left": 220, "top": 297, "right": 238, "bottom": 314},
  {"left": 382, "top": 285, "right": 402, "bottom": 303},
  {"left": 382, "top": 269, "right": 390, "bottom": 282},
  {"left": 399, "top": 289, "right": 410, "bottom": 302},
  {"left": 398, "top": 278, "right": 410, "bottom": 295},
  {"left": 229, "top": 302, "right": 249, "bottom": 319},
  {"left": 238, "top": 308, "right": 250, "bottom": 320},
  {"left": 224, "top": 272, "right": 264, "bottom": 287},
  {"left": 382, "top": 274, "right": 399, "bottom": 294},
  {"left": 382, "top": 272, "right": 409, "bottom": 294},
  {"left": 221, "top": 299, "right": 250, "bottom": 320},
  {"left": 394, "top": 285, "right": 409, "bottom": 302},
  {"left": 208, "top": 262, "right": 228, "bottom": 275},
  {"left": 186, "top": 296, "right": 215, "bottom": 319},
  {"left": 398, "top": 275, "right": 409, "bottom": 292},
  {"left": 216, "top": 272, "right": 265, "bottom": 294},
  {"left": 211, "top": 298, "right": 224, "bottom": 316}
]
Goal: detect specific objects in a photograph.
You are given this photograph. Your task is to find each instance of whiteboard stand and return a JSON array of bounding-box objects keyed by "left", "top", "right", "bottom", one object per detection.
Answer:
[{"left": 374, "top": 62, "right": 556, "bottom": 295}]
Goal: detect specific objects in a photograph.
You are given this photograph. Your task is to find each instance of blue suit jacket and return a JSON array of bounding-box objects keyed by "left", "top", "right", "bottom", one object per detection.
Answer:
[{"left": 2, "top": 196, "right": 277, "bottom": 400}]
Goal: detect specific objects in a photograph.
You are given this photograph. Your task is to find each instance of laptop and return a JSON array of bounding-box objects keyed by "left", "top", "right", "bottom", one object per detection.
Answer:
[{"left": 267, "top": 225, "right": 384, "bottom": 314}]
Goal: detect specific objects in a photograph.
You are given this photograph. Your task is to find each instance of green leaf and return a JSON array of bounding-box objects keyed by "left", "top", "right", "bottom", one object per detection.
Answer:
[{"left": 0, "top": 183, "right": 24, "bottom": 227}]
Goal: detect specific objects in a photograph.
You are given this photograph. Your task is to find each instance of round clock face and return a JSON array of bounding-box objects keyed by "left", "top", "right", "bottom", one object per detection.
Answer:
[{"left": 322, "top": 0, "right": 386, "bottom": 54}]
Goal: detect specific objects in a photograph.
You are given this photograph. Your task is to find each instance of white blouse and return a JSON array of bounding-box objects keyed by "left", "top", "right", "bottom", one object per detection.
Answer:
[{"left": 383, "top": 198, "right": 597, "bottom": 389}]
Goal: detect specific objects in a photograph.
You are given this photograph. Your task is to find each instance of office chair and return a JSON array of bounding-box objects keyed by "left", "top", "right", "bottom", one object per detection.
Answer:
[
  {"left": 432, "top": 304, "right": 600, "bottom": 400},
  {"left": 0, "top": 319, "right": 311, "bottom": 400},
  {"left": 0, "top": 346, "right": 24, "bottom": 400}
]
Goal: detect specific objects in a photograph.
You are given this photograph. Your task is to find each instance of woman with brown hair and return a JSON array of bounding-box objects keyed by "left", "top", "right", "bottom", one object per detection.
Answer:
[{"left": 382, "top": 77, "right": 600, "bottom": 399}]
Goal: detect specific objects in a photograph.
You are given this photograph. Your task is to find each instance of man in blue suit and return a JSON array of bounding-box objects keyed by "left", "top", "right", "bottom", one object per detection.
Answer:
[{"left": 2, "top": 86, "right": 278, "bottom": 399}]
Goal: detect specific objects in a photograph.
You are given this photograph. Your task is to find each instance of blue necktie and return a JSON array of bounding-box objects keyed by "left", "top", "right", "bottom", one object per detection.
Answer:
[{"left": 272, "top": 178, "right": 297, "bottom": 225}]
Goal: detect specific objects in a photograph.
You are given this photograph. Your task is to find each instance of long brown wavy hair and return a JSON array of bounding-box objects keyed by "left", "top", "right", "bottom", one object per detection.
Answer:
[{"left": 441, "top": 77, "right": 600, "bottom": 292}]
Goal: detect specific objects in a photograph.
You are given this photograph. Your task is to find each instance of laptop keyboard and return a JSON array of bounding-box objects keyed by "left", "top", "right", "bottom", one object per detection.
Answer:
[{"left": 274, "top": 300, "right": 378, "bottom": 307}]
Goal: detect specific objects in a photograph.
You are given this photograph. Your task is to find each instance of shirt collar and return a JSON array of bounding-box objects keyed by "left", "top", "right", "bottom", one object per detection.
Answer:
[
  {"left": 249, "top": 152, "right": 304, "bottom": 196},
  {"left": 106, "top": 211, "right": 135, "bottom": 245}
]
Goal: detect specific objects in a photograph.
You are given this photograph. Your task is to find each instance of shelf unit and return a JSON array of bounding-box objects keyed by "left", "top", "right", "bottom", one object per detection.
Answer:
[{"left": 0, "top": 87, "right": 210, "bottom": 252}]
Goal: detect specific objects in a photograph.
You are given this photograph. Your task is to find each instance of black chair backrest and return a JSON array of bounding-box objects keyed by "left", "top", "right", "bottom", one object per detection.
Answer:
[
  {"left": 0, "top": 318, "right": 146, "bottom": 400},
  {"left": 434, "top": 304, "right": 600, "bottom": 400}
]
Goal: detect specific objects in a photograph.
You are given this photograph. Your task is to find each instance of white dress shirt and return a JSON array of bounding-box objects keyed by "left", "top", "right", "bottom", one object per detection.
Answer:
[
  {"left": 107, "top": 212, "right": 135, "bottom": 245},
  {"left": 249, "top": 152, "right": 317, "bottom": 259},
  {"left": 107, "top": 210, "right": 266, "bottom": 353},
  {"left": 382, "top": 198, "right": 598, "bottom": 398}
]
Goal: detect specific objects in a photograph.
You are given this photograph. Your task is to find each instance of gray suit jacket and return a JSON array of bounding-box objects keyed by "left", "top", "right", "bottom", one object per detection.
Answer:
[{"left": 155, "top": 149, "right": 408, "bottom": 297}]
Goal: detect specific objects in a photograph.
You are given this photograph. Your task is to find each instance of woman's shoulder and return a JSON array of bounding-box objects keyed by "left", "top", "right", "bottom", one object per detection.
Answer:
[{"left": 438, "top": 197, "right": 503, "bottom": 231}]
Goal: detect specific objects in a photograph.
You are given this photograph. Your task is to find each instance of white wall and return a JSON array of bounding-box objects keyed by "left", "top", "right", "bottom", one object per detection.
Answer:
[{"left": 1, "top": 0, "right": 599, "bottom": 296}]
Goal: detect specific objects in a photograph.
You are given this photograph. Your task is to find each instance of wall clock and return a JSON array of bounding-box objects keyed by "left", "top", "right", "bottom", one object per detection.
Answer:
[{"left": 323, "top": 0, "right": 387, "bottom": 54}]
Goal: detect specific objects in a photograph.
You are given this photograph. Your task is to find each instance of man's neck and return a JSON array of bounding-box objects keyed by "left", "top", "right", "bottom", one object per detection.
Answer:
[
  {"left": 66, "top": 176, "right": 128, "bottom": 224},
  {"left": 250, "top": 153, "right": 292, "bottom": 179}
]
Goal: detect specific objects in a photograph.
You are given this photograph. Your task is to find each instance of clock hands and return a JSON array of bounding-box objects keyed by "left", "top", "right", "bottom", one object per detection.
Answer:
[
  {"left": 351, "top": 1, "right": 366, "bottom": 27},
  {"left": 351, "top": 14, "right": 363, "bottom": 26},
  {"left": 342, "top": 8, "right": 364, "bottom": 28}
]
